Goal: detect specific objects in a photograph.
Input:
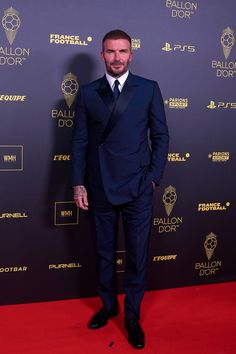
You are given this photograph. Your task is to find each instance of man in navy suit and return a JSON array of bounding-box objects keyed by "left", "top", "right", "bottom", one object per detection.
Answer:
[{"left": 72, "top": 29, "right": 169, "bottom": 349}]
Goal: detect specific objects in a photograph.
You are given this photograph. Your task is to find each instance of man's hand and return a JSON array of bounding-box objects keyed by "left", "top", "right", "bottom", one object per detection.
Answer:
[{"left": 73, "top": 185, "right": 89, "bottom": 210}]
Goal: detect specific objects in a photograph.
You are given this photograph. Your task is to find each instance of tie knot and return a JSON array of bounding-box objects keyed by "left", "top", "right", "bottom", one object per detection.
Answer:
[{"left": 114, "top": 79, "right": 120, "bottom": 89}]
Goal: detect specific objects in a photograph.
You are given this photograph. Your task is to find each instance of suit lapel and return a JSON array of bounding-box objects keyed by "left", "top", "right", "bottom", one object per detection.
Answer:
[
  {"left": 96, "top": 76, "right": 114, "bottom": 112},
  {"left": 100, "top": 73, "right": 138, "bottom": 143}
]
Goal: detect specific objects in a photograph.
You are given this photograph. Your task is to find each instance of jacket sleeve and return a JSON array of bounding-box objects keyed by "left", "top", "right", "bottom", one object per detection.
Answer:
[
  {"left": 71, "top": 87, "right": 88, "bottom": 187},
  {"left": 148, "top": 82, "right": 169, "bottom": 185}
]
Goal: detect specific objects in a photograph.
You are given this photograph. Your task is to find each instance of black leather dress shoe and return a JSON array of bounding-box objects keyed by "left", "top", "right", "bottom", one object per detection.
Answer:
[
  {"left": 88, "top": 305, "right": 119, "bottom": 329},
  {"left": 124, "top": 318, "right": 145, "bottom": 349}
]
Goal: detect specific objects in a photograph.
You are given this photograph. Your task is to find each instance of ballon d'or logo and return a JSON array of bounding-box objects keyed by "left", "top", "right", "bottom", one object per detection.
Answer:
[
  {"left": 61, "top": 73, "right": 79, "bottom": 108},
  {"left": 162, "top": 185, "right": 177, "bottom": 216},
  {"left": 2, "top": 7, "right": 21, "bottom": 45},
  {"left": 220, "top": 27, "right": 235, "bottom": 60},
  {"left": 204, "top": 233, "right": 217, "bottom": 261}
]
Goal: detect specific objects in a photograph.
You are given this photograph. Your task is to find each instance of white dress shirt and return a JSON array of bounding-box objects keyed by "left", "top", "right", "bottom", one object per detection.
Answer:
[{"left": 105, "top": 70, "right": 129, "bottom": 93}]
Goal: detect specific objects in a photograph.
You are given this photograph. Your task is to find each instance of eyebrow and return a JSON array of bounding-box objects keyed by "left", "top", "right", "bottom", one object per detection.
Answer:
[{"left": 105, "top": 48, "right": 130, "bottom": 52}]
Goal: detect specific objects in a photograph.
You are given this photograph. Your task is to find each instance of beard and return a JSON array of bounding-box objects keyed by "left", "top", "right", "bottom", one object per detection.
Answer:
[{"left": 106, "top": 61, "right": 129, "bottom": 78}]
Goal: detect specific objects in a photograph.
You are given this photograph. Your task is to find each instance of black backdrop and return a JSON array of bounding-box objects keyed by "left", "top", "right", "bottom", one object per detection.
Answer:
[{"left": 1, "top": 0, "right": 236, "bottom": 305}]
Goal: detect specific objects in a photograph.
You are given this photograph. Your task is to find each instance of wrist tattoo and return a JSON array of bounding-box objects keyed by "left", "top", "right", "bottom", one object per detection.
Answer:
[{"left": 74, "top": 185, "right": 86, "bottom": 197}]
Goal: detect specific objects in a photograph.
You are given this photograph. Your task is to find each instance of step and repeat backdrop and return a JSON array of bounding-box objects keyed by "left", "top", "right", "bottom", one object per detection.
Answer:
[{"left": 1, "top": 0, "right": 235, "bottom": 305}]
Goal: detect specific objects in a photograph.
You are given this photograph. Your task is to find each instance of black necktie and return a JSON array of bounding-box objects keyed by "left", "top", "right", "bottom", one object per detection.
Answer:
[{"left": 113, "top": 79, "right": 120, "bottom": 101}]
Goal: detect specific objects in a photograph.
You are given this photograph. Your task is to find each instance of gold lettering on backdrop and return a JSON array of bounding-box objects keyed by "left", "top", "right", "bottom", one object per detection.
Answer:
[
  {"left": 153, "top": 217, "right": 183, "bottom": 225},
  {"left": 165, "top": 98, "right": 188, "bottom": 109},
  {"left": 51, "top": 73, "right": 79, "bottom": 128},
  {"left": 166, "top": 1, "right": 197, "bottom": 10},
  {"left": 0, "top": 212, "right": 28, "bottom": 219},
  {"left": 153, "top": 255, "right": 177, "bottom": 261},
  {"left": 60, "top": 210, "right": 73, "bottom": 217},
  {"left": 0, "top": 8, "right": 30, "bottom": 66},
  {"left": 53, "top": 155, "right": 70, "bottom": 161},
  {"left": 49, "top": 34, "right": 93, "bottom": 46},
  {"left": 0, "top": 95, "right": 26, "bottom": 101},
  {"left": 0, "top": 266, "right": 27, "bottom": 272},
  {"left": 211, "top": 27, "right": 236, "bottom": 77},
  {"left": 116, "top": 258, "right": 123, "bottom": 265},
  {"left": 162, "top": 42, "right": 196, "bottom": 52},
  {"left": 51, "top": 110, "right": 75, "bottom": 128},
  {"left": 0, "top": 47, "right": 30, "bottom": 66},
  {"left": 0, "top": 47, "right": 30, "bottom": 56},
  {"left": 153, "top": 217, "right": 183, "bottom": 233},
  {"left": 208, "top": 152, "right": 230, "bottom": 162},
  {"left": 207, "top": 100, "right": 236, "bottom": 109},
  {"left": 51, "top": 110, "right": 75, "bottom": 119},
  {"left": 165, "top": 0, "right": 198, "bottom": 19},
  {"left": 153, "top": 186, "right": 183, "bottom": 234},
  {"left": 195, "top": 261, "right": 222, "bottom": 269},
  {"left": 168, "top": 153, "right": 190, "bottom": 162},
  {"left": 198, "top": 202, "right": 230, "bottom": 212},
  {"left": 3, "top": 155, "right": 16, "bottom": 162},
  {"left": 194, "top": 233, "right": 222, "bottom": 277},
  {"left": 49, "top": 263, "right": 82, "bottom": 270}
]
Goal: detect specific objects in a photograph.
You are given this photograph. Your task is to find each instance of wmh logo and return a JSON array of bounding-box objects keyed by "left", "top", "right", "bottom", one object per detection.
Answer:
[{"left": 3, "top": 154, "right": 16, "bottom": 162}]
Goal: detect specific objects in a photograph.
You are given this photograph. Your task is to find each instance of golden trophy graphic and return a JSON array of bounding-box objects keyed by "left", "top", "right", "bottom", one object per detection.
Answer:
[
  {"left": 162, "top": 185, "right": 177, "bottom": 216},
  {"left": 204, "top": 233, "right": 217, "bottom": 261},
  {"left": 2, "top": 7, "right": 20, "bottom": 45},
  {"left": 220, "top": 27, "right": 235, "bottom": 60},
  {"left": 61, "top": 73, "right": 79, "bottom": 109}
]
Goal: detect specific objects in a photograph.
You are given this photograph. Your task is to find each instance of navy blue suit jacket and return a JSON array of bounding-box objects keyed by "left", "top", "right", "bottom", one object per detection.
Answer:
[{"left": 71, "top": 72, "right": 169, "bottom": 205}]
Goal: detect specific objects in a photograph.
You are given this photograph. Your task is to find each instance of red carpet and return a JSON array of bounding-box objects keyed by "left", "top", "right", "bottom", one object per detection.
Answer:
[{"left": 1, "top": 282, "right": 236, "bottom": 354}]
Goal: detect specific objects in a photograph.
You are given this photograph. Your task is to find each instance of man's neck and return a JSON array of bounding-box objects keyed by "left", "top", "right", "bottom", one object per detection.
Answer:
[{"left": 106, "top": 70, "right": 129, "bottom": 79}]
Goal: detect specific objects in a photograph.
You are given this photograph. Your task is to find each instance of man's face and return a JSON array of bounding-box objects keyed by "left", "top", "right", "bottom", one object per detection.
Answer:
[{"left": 101, "top": 38, "right": 132, "bottom": 78}]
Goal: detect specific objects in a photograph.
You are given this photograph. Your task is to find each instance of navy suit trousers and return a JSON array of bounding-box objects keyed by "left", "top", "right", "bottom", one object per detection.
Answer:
[{"left": 88, "top": 181, "right": 153, "bottom": 320}]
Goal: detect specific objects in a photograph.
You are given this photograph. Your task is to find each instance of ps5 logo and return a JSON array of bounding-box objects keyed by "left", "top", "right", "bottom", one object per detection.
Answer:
[
  {"left": 162, "top": 42, "right": 196, "bottom": 53},
  {"left": 207, "top": 100, "right": 236, "bottom": 109}
]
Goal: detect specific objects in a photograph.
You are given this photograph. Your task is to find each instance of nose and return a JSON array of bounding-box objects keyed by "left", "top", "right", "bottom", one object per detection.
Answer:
[{"left": 114, "top": 51, "right": 120, "bottom": 61}]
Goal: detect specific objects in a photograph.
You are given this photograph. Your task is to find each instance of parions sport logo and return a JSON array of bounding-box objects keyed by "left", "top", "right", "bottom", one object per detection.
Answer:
[
  {"left": 208, "top": 152, "right": 230, "bottom": 162},
  {"left": 131, "top": 38, "right": 141, "bottom": 50},
  {"left": 165, "top": 98, "right": 188, "bottom": 109},
  {"left": 0, "top": 7, "right": 30, "bottom": 66}
]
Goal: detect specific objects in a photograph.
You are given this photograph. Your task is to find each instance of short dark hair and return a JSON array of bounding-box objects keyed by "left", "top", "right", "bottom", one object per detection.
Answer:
[{"left": 102, "top": 29, "right": 131, "bottom": 47}]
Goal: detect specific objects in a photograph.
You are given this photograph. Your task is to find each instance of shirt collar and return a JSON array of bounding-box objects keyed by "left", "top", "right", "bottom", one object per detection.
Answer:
[{"left": 105, "top": 70, "right": 129, "bottom": 90}]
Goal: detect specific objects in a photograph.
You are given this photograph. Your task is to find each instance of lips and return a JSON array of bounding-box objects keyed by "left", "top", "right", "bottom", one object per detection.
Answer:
[{"left": 112, "top": 62, "right": 122, "bottom": 66}]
